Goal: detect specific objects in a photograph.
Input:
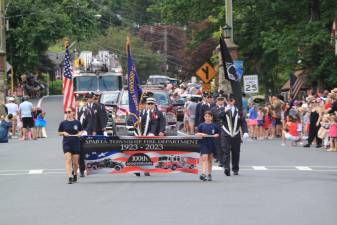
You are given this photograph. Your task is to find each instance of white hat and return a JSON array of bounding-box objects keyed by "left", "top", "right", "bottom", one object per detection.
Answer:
[
  {"left": 8, "top": 97, "right": 15, "bottom": 101},
  {"left": 146, "top": 97, "right": 156, "bottom": 104}
]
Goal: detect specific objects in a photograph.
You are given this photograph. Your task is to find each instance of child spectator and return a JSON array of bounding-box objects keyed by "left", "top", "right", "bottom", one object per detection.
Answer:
[
  {"left": 0, "top": 114, "right": 13, "bottom": 143},
  {"left": 196, "top": 111, "right": 219, "bottom": 181},
  {"left": 248, "top": 104, "right": 258, "bottom": 139},
  {"left": 328, "top": 114, "right": 337, "bottom": 152},
  {"left": 282, "top": 115, "right": 300, "bottom": 146},
  {"left": 257, "top": 107, "right": 264, "bottom": 139},
  {"left": 263, "top": 105, "right": 272, "bottom": 139},
  {"left": 318, "top": 114, "right": 330, "bottom": 149},
  {"left": 35, "top": 109, "right": 47, "bottom": 138}
]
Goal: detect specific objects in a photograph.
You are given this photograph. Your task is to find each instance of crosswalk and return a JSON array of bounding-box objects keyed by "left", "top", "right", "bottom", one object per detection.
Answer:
[{"left": 0, "top": 166, "right": 336, "bottom": 176}]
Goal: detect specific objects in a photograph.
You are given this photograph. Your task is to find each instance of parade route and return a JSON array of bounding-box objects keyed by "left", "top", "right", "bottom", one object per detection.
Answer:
[
  {"left": 1, "top": 96, "right": 337, "bottom": 225},
  {"left": 1, "top": 166, "right": 337, "bottom": 176}
]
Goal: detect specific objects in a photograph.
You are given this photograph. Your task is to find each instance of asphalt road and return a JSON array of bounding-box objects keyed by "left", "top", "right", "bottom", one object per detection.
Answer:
[{"left": 0, "top": 95, "right": 337, "bottom": 225}]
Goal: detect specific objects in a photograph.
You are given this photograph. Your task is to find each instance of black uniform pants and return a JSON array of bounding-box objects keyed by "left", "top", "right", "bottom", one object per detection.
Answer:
[
  {"left": 214, "top": 130, "right": 223, "bottom": 162},
  {"left": 79, "top": 151, "right": 85, "bottom": 173},
  {"left": 221, "top": 135, "right": 241, "bottom": 172},
  {"left": 308, "top": 124, "right": 322, "bottom": 146}
]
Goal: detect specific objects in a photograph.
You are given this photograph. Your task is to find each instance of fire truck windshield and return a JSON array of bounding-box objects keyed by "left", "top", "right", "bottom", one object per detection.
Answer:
[
  {"left": 73, "top": 76, "right": 98, "bottom": 92},
  {"left": 98, "top": 75, "right": 122, "bottom": 91}
]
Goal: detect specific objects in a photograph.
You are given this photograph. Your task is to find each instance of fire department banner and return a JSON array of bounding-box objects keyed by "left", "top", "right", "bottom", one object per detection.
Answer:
[{"left": 81, "top": 136, "right": 200, "bottom": 175}]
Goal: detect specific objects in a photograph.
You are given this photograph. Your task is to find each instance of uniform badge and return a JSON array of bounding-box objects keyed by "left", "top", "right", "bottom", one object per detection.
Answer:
[{"left": 74, "top": 125, "right": 78, "bottom": 130}]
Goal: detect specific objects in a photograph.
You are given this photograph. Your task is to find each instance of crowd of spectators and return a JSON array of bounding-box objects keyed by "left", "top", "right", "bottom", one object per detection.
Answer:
[
  {"left": 166, "top": 82, "right": 337, "bottom": 152},
  {"left": 0, "top": 96, "right": 47, "bottom": 143}
]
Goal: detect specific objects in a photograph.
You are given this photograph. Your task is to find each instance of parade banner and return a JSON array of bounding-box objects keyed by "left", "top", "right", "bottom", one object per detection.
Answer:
[{"left": 81, "top": 136, "right": 200, "bottom": 175}]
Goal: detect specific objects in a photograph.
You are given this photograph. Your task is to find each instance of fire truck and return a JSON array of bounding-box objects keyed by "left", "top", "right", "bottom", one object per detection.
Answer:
[
  {"left": 73, "top": 50, "right": 123, "bottom": 100},
  {"left": 156, "top": 155, "right": 195, "bottom": 170}
]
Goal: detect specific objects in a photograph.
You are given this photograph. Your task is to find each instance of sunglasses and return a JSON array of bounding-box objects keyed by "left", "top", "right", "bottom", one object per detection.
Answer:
[
  {"left": 147, "top": 103, "right": 154, "bottom": 105},
  {"left": 65, "top": 111, "right": 72, "bottom": 114}
]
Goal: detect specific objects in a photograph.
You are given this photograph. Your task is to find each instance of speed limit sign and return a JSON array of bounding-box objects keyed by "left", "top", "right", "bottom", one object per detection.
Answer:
[{"left": 243, "top": 75, "right": 259, "bottom": 93}]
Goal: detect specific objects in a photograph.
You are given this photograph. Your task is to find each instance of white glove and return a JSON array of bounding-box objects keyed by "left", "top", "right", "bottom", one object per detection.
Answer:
[
  {"left": 242, "top": 133, "right": 249, "bottom": 139},
  {"left": 148, "top": 133, "right": 155, "bottom": 136},
  {"left": 81, "top": 131, "right": 88, "bottom": 136}
]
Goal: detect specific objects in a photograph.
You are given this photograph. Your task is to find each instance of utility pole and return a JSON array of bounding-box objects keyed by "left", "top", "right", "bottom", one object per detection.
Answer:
[
  {"left": 0, "top": 0, "right": 6, "bottom": 101},
  {"left": 164, "top": 26, "right": 168, "bottom": 75},
  {"left": 225, "top": 0, "right": 233, "bottom": 42}
]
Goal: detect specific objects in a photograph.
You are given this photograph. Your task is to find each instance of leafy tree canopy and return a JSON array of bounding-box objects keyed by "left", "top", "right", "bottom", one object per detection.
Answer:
[
  {"left": 6, "top": 0, "right": 99, "bottom": 74},
  {"left": 149, "top": 0, "right": 337, "bottom": 91}
]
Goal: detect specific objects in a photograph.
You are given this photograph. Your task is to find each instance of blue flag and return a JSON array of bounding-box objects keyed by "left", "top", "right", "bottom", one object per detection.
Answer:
[{"left": 127, "top": 39, "right": 142, "bottom": 126}]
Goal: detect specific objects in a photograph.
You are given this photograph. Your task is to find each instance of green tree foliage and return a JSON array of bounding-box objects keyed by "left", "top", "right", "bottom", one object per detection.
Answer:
[
  {"left": 149, "top": 0, "right": 337, "bottom": 90},
  {"left": 81, "top": 27, "right": 164, "bottom": 81},
  {"left": 6, "top": 0, "right": 99, "bottom": 75}
]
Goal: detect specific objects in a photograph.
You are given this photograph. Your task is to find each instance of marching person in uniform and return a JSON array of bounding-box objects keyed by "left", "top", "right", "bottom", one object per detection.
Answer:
[
  {"left": 195, "top": 92, "right": 214, "bottom": 130},
  {"left": 58, "top": 107, "right": 83, "bottom": 184},
  {"left": 77, "top": 95, "right": 87, "bottom": 125},
  {"left": 82, "top": 92, "right": 97, "bottom": 135},
  {"left": 210, "top": 92, "right": 226, "bottom": 166},
  {"left": 140, "top": 97, "right": 166, "bottom": 137},
  {"left": 135, "top": 95, "right": 166, "bottom": 177},
  {"left": 78, "top": 92, "right": 97, "bottom": 177},
  {"left": 93, "top": 92, "right": 108, "bottom": 135},
  {"left": 219, "top": 94, "right": 249, "bottom": 176}
]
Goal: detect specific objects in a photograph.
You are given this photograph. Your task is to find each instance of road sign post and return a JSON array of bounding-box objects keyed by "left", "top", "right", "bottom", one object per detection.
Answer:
[{"left": 243, "top": 75, "right": 259, "bottom": 93}]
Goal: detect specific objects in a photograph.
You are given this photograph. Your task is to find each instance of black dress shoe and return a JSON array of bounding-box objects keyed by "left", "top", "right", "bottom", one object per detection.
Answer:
[
  {"left": 134, "top": 173, "right": 141, "bottom": 177},
  {"left": 80, "top": 171, "right": 85, "bottom": 177},
  {"left": 303, "top": 144, "right": 310, "bottom": 148},
  {"left": 316, "top": 144, "right": 322, "bottom": 148},
  {"left": 73, "top": 175, "right": 77, "bottom": 182},
  {"left": 224, "top": 169, "right": 230, "bottom": 176},
  {"left": 144, "top": 172, "right": 151, "bottom": 176},
  {"left": 233, "top": 171, "right": 239, "bottom": 175}
]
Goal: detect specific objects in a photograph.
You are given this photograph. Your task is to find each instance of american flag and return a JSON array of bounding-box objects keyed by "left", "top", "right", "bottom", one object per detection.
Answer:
[
  {"left": 63, "top": 45, "right": 75, "bottom": 112},
  {"left": 290, "top": 73, "right": 304, "bottom": 99}
]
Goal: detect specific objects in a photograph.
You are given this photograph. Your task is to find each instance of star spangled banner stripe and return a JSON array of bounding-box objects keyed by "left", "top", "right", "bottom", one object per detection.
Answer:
[{"left": 63, "top": 45, "right": 75, "bottom": 112}]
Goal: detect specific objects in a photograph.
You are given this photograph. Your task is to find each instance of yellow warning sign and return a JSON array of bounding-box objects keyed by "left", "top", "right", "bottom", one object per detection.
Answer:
[{"left": 196, "top": 62, "right": 216, "bottom": 83}]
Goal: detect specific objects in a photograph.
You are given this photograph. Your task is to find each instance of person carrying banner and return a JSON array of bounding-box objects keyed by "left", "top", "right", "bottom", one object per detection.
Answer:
[
  {"left": 58, "top": 107, "right": 83, "bottom": 184},
  {"left": 140, "top": 97, "right": 166, "bottom": 137},
  {"left": 196, "top": 111, "right": 219, "bottom": 181},
  {"left": 134, "top": 96, "right": 166, "bottom": 177},
  {"left": 219, "top": 94, "right": 249, "bottom": 176}
]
